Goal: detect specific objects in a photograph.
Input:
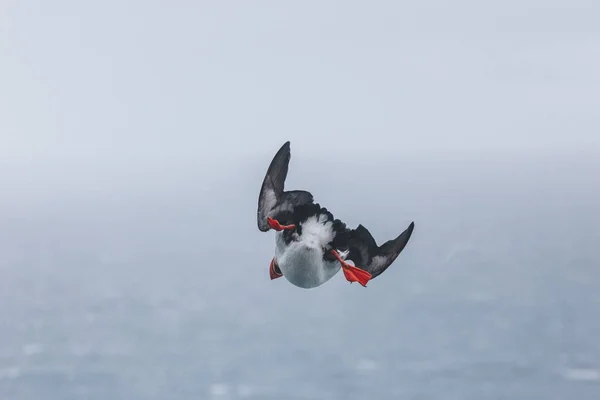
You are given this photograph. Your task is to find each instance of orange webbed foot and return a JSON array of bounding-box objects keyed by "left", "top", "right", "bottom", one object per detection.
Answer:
[
  {"left": 267, "top": 217, "right": 296, "bottom": 231},
  {"left": 330, "top": 250, "right": 372, "bottom": 287}
]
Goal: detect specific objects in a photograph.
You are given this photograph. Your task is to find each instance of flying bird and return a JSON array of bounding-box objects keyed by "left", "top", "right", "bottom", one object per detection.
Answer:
[{"left": 257, "top": 141, "right": 415, "bottom": 289}]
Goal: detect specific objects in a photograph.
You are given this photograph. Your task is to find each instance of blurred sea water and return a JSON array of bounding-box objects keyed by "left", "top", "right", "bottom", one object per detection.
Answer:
[{"left": 0, "top": 151, "right": 598, "bottom": 399}]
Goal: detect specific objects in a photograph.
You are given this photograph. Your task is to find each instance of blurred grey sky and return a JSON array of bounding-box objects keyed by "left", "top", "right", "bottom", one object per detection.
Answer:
[{"left": 1, "top": 1, "right": 599, "bottom": 173}]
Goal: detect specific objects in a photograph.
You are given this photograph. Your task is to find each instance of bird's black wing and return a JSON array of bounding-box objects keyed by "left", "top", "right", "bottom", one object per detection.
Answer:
[
  {"left": 257, "top": 141, "right": 314, "bottom": 232},
  {"left": 345, "top": 222, "right": 415, "bottom": 279}
]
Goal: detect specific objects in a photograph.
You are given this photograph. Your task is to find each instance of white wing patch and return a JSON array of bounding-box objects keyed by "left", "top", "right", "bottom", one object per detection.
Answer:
[
  {"left": 370, "top": 255, "right": 389, "bottom": 271},
  {"left": 259, "top": 188, "right": 278, "bottom": 217}
]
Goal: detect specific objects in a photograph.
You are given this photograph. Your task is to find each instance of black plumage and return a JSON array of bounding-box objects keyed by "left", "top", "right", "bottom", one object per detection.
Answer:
[{"left": 257, "top": 141, "right": 415, "bottom": 281}]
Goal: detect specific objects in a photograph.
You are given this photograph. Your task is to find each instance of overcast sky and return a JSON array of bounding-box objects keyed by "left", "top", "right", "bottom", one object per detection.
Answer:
[{"left": 1, "top": 0, "right": 599, "bottom": 170}]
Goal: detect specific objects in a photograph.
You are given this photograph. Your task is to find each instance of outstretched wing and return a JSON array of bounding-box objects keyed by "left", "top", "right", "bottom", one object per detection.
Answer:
[
  {"left": 257, "top": 141, "right": 314, "bottom": 232},
  {"left": 345, "top": 222, "right": 415, "bottom": 279}
]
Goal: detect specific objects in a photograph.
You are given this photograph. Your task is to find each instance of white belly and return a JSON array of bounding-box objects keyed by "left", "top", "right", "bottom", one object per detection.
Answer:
[{"left": 274, "top": 233, "right": 341, "bottom": 289}]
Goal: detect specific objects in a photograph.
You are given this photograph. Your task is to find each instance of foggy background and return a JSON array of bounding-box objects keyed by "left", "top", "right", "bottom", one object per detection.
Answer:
[{"left": 1, "top": 1, "right": 599, "bottom": 399}]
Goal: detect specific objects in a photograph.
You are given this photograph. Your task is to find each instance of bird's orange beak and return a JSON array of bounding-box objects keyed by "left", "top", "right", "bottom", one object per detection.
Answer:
[{"left": 269, "top": 257, "right": 283, "bottom": 280}]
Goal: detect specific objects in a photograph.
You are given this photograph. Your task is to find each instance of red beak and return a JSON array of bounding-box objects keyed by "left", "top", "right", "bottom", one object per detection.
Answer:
[{"left": 269, "top": 257, "right": 283, "bottom": 280}]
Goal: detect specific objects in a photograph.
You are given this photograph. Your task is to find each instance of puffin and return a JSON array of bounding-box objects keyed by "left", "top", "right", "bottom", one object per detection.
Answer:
[{"left": 257, "top": 141, "right": 415, "bottom": 289}]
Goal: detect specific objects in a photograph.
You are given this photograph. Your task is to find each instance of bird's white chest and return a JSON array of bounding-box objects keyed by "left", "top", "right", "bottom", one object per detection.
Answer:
[{"left": 273, "top": 216, "right": 341, "bottom": 289}]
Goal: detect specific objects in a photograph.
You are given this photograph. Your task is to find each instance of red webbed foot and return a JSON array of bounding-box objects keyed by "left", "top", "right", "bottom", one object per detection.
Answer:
[
  {"left": 330, "top": 250, "right": 372, "bottom": 287},
  {"left": 267, "top": 217, "right": 296, "bottom": 232}
]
